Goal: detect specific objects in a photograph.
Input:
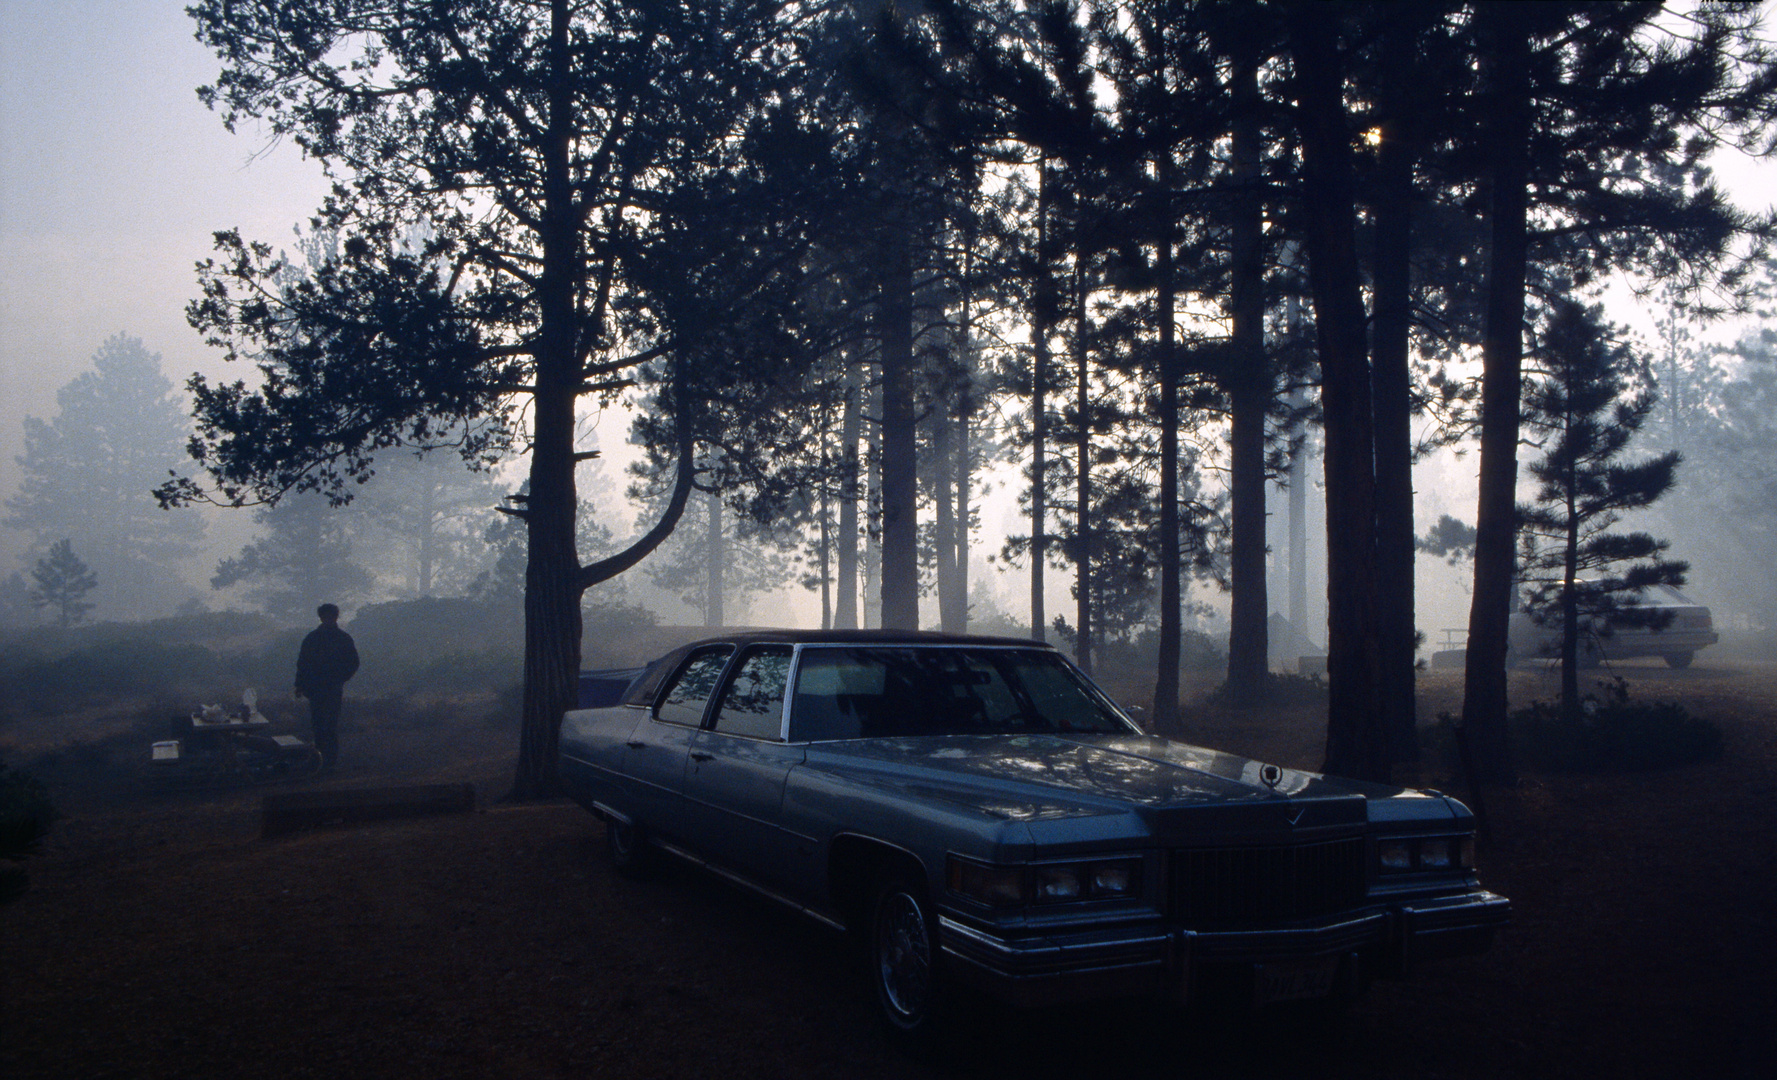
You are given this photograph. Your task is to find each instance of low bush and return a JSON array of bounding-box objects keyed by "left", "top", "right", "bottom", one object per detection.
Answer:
[
  {"left": 1089, "top": 628, "right": 1225, "bottom": 680},
  {"left": 1205, "top": 670, "right": 1327, "bottom": 709},
  {"left": 0, "top": 757, "right": 57, "bottom": 863},
  {"left": 1432, "top": 678, "right": 1724, "bottom": 774}
]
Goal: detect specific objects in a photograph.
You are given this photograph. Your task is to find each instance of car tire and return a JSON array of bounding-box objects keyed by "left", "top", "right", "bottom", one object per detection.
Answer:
[
  {"left": 1664, "top": 652, "right": 1695, "bottom": 669},
  {"left": 604, "top": 816, "right": 651, "bottom": 877},
  {"left": 869, "top": 875, "right": 947, "bottom": 1046}
]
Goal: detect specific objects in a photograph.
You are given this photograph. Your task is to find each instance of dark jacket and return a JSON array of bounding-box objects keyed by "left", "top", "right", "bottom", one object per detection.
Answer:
[{"left": 296, "top": 624, "right": 360, "bottom": 695}]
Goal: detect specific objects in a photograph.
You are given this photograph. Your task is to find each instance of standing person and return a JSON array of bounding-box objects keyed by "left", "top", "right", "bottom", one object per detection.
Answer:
[{"left": 295, "top": 603, "right": 359, "bottom": 770}]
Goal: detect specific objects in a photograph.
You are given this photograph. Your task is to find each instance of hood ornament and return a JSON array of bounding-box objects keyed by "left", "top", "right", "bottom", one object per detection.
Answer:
[{"left": 1260, "top": 762, "right": 1283, "bottom": 789}]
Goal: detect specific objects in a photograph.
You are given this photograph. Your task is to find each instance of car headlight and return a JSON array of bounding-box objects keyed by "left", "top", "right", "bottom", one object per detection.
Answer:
[
  {"left": 1034, "top": 865, "right": 1082, "bottom": 901},
  {"left": 1377, "top": 835, "right": 1475, "bottom": 874},
  {"left": 947, "top": 859, "right": 1025, "bottom": 906},
  {"left": 1379, "top": 839, "right": 1414, "bottom": 871},
  {"left": 947, "top": 856, "right": 1144, "bottom": 906},
  {"left": 1090, "top": 859, "right": 1140, "bottom": 897},
  {"left": 1419, "top": 838, "right": 1453, "bottom": 869}
]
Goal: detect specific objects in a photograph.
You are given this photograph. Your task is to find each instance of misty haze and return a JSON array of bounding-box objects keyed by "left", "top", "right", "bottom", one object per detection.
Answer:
[{"left": 2, "top": 3, "right": 1773, "bottom": 1078}]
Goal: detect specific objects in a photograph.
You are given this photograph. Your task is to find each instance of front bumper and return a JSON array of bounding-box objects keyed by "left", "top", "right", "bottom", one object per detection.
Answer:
[{"left": 938, "top": 889, "right": 1510, "bottom": 1008}]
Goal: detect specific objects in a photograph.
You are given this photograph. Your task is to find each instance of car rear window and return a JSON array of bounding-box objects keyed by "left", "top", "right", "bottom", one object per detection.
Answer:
[{"left": 656, "top": 645, "right": 735, "bottom": 726}]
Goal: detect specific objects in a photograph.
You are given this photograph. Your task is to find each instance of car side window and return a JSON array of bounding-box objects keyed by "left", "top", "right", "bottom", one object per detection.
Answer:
[
  {"left": 655, "top": 646, "right": 734, "bottom": 727},
  {"left": 711, "top": 645, "right": 793, "bottom": 741},
  {"left": 789, "top": 648, "right": 886, "bottom": 741},
  {"left": 622, "top": 650, "right": 684, "bottom": 707}
]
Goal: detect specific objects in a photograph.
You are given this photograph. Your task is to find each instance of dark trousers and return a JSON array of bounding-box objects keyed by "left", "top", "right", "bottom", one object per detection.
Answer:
[{"left": 308, "top": 686, "right": 343, "bottom": 767}]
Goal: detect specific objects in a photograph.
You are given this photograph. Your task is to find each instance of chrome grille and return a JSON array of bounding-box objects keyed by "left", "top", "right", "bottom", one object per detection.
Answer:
[{"left": 1171, "top": 837, "right": 1368, "bottom": 926}]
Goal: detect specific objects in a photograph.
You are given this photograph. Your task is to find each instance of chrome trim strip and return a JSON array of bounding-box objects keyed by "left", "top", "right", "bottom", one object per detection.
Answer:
[
  {"left": 938, "top": 915, "right": 1173, "bottom": 974},
  {"left": 651, "top": 838, "right": 848, "bottom": 933},
  {"left": 676, "top": 791, "right": 819, "bottom": 849},
  {"left": 1400, "top": 890, "right": 1512, "bottom": 928},
  {"left": 590, "top": 801, "right": 630, "bottom": 827}
]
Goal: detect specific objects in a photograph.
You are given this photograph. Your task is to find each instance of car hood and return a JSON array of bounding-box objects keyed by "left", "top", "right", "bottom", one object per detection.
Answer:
[{"left": 801, "top": 734, "right": 1441, "bottom": 836}]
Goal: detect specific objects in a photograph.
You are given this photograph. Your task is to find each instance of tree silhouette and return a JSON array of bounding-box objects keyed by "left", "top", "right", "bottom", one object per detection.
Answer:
[
  {"left": 211, "top": 493, "right": 376, "bottom": 618},
  {"left": 1518, "top": 300, "right": 1685, "bottom": 722},
  {"left": 1456, "top": 2, "right": 1776, "bottom": 783},
  {"left": 6, "top": 334, "right": 205, "bottom": 617},
  {"left": 166, "top": 1, "right": 844, "bottom": 798},
  {"left": 29, "top": 540, "right": 98, "bottom": 628}
]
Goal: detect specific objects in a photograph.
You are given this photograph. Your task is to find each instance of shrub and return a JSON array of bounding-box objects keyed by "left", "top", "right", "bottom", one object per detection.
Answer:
[
  {"left": 1090, "top": 628, "right": 1225, "bottom": 681},
  {"left": 1434, "top": 679, "right": 1723, "bottom": 774},
  {"left": 1206, "top": 670, "right": 1327, "bottom": 709},
  {"left": 0, "top": 755, "right": 58, "bottom": 903},
  {"left": 0, "top": 758, "right": 57, "bottom": 861}
]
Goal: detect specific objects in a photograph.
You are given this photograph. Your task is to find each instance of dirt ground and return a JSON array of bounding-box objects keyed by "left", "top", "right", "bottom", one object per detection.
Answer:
[{"left": 2, "top": 658, "right": 1773, "bottom": 1079}]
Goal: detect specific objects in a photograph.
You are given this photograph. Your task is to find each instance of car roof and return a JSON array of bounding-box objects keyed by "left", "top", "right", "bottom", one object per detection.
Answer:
[
  {"left": 667, "top": 628, "right": 1054, "bottom": 650},
  {"left": 618, "top": 629, "right": 1062, "bottom": 708}
]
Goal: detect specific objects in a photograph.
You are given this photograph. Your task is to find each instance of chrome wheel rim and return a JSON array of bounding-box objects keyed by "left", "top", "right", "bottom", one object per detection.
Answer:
[{"left": 876, "top": 891, "right": 931, "bottom": 1024}]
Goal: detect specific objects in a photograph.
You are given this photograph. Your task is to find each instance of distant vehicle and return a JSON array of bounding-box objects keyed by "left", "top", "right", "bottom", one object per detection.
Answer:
[
  {"left": 557, "top": 629, "right": 1508, "bottom": 1039},
  {"left": 1509, "top": 584, "right": 1719, "bottom": 669}
]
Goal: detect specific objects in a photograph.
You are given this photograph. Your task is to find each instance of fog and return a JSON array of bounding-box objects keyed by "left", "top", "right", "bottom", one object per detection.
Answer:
[{"left": 3, "top": 1, "right": 1775, "bottom": 667}]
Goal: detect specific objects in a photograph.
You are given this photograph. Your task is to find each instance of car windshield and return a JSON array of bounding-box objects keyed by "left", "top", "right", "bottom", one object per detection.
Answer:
[{"left": 788, "top": 646, "right": 1137, "bottom": 742}]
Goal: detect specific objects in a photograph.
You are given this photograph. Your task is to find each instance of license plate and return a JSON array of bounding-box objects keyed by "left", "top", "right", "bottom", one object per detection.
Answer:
[{"left": 1254, "top": 958, "right": 1338, "bottom": 1005}]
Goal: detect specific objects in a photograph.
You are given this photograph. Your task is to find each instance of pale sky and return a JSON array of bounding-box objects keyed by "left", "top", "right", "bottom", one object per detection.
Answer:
[{"left": 0, "top": 1, "right": 329, "bottom": 564}]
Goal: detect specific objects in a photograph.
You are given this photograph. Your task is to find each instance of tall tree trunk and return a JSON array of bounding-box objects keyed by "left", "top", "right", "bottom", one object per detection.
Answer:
[
  {"left": 1288, "top": 384, "right": 1310, "bottom": 629},
  {"left": 835, "top": 370, "right": 861, "bottom": 629},
  {"left": 1285, "top": 264, "right": 1310, "bottom": 630},
  {"left": 1461, "top": 6, "right": 1531, "bottom": 786},
  {"left": 1225, "top": 44, "right": 1269, "bottom": 701},
  {"left": 955, "top": 360, "right": 972, "bottom": 635},
  {"left": 1030, "top": 162, "right": 1053, "bottom": 642},
  {"left": 511, "top": 0, "right": 696, "bottom": 799},
  {"left": 1288, "top": 5, "right": 1388, "bottom": 783},
  {"left": 512, "top": 0, "right": 585, "bottom": 801},
  {"left": 957, "top": 218, "right": 976, "bottom": 637},
  {"left": 864, "top": 371, "right": 882, "bottom": 629},
  {"left": 819, "top": 443, "right": 832, "bottom": 631},
  {"left": 879, "top": 237, "right": 919, "bottom": 630},
  {"left": 1561, "top": 481, "right": 1581, "bottom": 725},
  {"left": 934, "top": 402, "right": 963, "bottom": 632},
  {"left": 1372, "top": 15, "right": 1421, "bottom": 762},
  {"left": 1153, "top": 154, "right": 1182, "bottom": 729},
  {"left": 706, "top": 490, "right": 724, "bottom": 628},
  {"left": 1074, "top": 257, "right": 1093, "bottom": 675}
]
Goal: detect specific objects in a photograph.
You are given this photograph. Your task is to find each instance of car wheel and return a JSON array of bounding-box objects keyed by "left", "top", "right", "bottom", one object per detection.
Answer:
[
  {"left": 870, "top": 876, "right": 945, "bottom": 1043},
  {"left": 1664, "top": 652, "right": 1695, "bottom": 669},
  {"left": 604, "top": 816, "right": 651, "bottom": 876}
]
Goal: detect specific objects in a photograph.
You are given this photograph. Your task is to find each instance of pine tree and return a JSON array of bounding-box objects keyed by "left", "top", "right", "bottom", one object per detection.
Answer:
[
  {"left": 211, "top": 494, "right": 375, "bottom": 618},
  {"left": 169, "top": 1, "right": 845, "bottom": 799},
  {"left": 1518, "top": 300, "right": 1685, "bottom": 723},
  {"left": 29, "top": 540, "right": 98, "bottom": 628},
  {"left": 6, "top": 335, "right": 206, "bottom": 617}
]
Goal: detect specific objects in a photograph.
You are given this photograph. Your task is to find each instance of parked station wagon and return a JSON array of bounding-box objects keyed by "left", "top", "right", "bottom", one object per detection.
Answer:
[
  {"left": 1509, "top": 584, "right": 1719, "bottom": 669},
  {"left": 557, "top": 630, "right": 1508, "bottom": 1038}
]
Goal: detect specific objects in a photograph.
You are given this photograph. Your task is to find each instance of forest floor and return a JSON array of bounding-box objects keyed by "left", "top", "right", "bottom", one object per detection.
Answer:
[{"left": 1, "top": 654, "right": 1773, "bottom": 1079}]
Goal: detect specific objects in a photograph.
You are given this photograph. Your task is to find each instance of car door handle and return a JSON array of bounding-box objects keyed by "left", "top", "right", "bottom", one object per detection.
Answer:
[
  {"left": 625, "top": 741, "right": 645, "bottom": 749},
  {"left": 690, "top": 752, "right": 714, "bottom": 762}
]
